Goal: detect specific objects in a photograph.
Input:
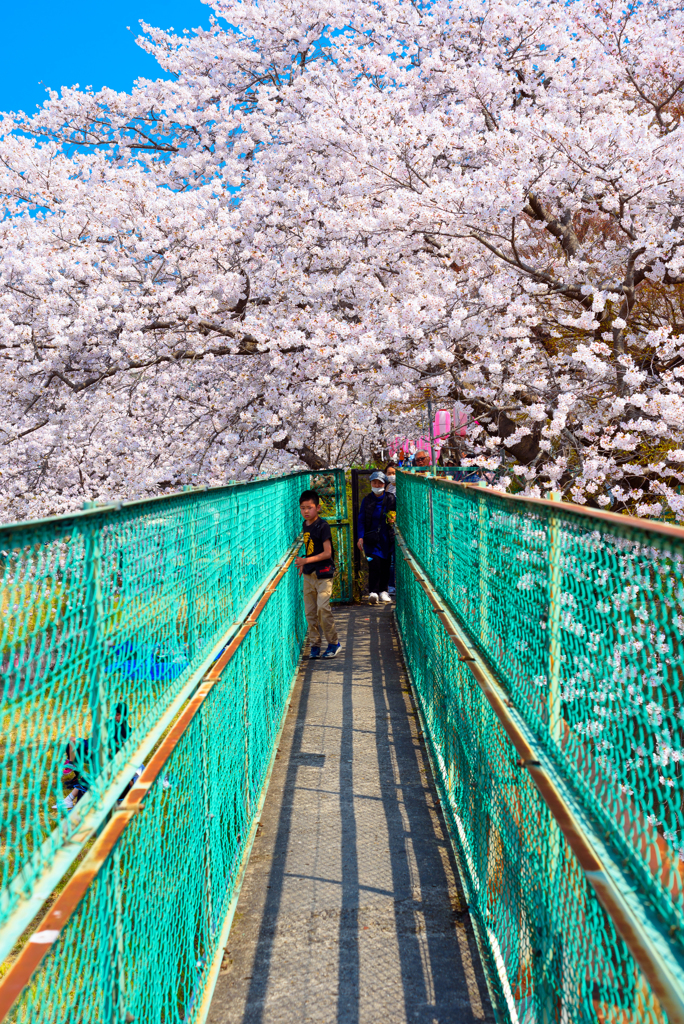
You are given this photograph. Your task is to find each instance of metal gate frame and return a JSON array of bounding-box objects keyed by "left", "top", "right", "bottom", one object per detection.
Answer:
[
  {"left": 312, "top": 469, "right": 352, "bottom": 603},
  {"left": 351, "top": 469, "right": 375, "bottom": 602}
]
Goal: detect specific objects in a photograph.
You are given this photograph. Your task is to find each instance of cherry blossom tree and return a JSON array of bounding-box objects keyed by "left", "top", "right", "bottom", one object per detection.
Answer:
[{"left": 0, "top": 0, "right": 683, "bottom": 519}]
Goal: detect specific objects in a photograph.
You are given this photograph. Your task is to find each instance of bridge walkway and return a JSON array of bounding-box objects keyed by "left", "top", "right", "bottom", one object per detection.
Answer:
[{"left": 207, "top": 604, "right": 492, "bottom": 1024}]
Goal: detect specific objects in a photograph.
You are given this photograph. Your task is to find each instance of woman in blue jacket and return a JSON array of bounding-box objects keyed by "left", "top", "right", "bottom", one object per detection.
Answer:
[{"left": 357, "top": 471, "right": 396, "bottom": 604}]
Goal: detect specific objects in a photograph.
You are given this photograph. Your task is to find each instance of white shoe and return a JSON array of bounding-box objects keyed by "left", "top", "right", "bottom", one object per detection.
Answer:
[
  {"left": 52, "top": 796, "right": 75, "bottom": 812},
  {"left": 379, "top": 591, "right": 392, "bottom": 603},
  {"left": 368, "top": 592, "right": 378, "bottom": 605}
]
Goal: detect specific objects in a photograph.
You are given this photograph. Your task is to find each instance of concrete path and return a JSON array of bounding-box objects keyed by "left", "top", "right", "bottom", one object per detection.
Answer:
[{"left": 207, "top": 605, "right": 492, "bottom": 1024}]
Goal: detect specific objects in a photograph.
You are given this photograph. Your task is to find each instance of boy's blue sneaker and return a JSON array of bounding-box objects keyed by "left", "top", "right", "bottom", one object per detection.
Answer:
[
  {"left": 309, "top": 646, "right": 321, "bottom": 660},
  {"left": 322, "top": 642, "right": 341, "bottom": 659}
]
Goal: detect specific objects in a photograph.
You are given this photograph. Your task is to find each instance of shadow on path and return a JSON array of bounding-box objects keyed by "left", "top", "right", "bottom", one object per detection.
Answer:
[{"left": 207, "top": 606, "right": 492, "bottom": 1024}]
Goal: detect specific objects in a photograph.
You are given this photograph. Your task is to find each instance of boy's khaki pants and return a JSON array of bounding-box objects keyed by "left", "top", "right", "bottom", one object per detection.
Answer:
[{"left": 302, "top": 574, "right": 338, "bottom": 646}]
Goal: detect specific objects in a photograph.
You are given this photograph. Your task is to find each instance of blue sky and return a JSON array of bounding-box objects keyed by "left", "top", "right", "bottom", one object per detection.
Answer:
[{"left": 0, "top": 0, "right": 213, "bottom": 114}]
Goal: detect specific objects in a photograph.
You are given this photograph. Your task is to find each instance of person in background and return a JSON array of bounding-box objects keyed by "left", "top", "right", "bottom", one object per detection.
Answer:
[
  {"left": 107, "top": 703, "right": 145, "bottom": 801},
  {"left": 53, "top": 738, "right": 90, "bottom": 812},
  {"left": 413, "top": 450, "right": 431, "bottom": 471},
  {"left": 357, "top": 472, "right": 396, "bottom": 604},
  {"left": 384, "top": 462, "right": 398, "bottom": 593},
  {"left": 109, "top": 702, "right": 129, "bottom": 758},
  {"left": 295, "top": 489, "right": 341, "bottom": 660},
  {"left": 53, "top": 705, "right": 141, "bottom": 814}
]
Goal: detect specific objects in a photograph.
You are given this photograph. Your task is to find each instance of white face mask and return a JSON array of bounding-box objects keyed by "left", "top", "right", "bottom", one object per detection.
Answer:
[{"left": 371, "top": 484, "right": 385, "bottom": 495}]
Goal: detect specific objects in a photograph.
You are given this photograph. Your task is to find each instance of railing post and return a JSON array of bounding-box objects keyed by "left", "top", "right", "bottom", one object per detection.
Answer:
[
  {"left": 331, "top": 468, "right": 352, "bottom": 603},
  {"left": 427, "top": 399, "right": 435, "bottom": 466},
  {"left": 84, "top": 509, "right": 106, "bottom": 777},
  {"left": 200, "top": 711, "right": 215, "bottom": 943},
  {"left": 110, "top": 845, "right": 127, "bottom": 1024},
  {"left": 243, "top": 652, "right": 251, "bottom": 823},
  {"left": 546, "top": 491, "right": 565, "bottom": 1024},
  {"left": 547, "top": 492, "right": 562, "bottom": 744},
  {"left": 184, "top": 486, "right": 198, "bottom": 664},
  {"left": 477, "top": 483, "right": 489, "bottom": 645}
]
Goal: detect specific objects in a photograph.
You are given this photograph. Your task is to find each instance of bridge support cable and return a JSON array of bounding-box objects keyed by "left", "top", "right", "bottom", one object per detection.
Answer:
[{"left": 395, "top": 471, "right": 684, "bottom": 1024}]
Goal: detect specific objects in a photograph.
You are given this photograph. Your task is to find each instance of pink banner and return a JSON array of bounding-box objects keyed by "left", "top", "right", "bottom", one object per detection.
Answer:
[{"left": 433, "top": 409, "right": 451, "bottom": 446}]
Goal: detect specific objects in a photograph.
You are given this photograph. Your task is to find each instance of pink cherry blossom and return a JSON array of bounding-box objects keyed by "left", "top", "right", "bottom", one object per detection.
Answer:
[{"left": 0, "top": 0, "right": 683, "bottom": 520}]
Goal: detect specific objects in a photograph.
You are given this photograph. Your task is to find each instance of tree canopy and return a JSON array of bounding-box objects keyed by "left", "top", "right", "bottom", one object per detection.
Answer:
[{"left": 1, "top": 0, "right": 683, "bottom": 519}]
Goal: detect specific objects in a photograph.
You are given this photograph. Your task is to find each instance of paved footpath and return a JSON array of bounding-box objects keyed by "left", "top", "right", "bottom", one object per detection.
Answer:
[{"left": 208, "top": 605, "right": 493, "bottom": 1024}]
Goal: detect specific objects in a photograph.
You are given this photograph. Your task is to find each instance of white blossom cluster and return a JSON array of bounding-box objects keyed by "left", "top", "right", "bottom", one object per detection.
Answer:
[{"left": 0, "top": 0, "right": 683, "bottom": 518}]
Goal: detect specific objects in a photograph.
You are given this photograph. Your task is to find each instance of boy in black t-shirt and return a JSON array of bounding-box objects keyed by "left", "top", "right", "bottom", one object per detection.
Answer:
[{"left": 295, "top": 489, "right": 341, "bottom": 659}]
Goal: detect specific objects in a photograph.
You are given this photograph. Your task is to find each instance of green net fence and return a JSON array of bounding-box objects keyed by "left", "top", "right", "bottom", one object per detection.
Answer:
[
  {"left": 396, "top": 471, "right": 684, "bottom": 1024},
  {"left": 0, "top": 470, "right": 331, "bottom": 1018},
  {"left": 7, "top": 461, "right": 682, "bottom": 1023},
  {"left": 7, "top": 564, "right": 305, "bottom": 1023}
]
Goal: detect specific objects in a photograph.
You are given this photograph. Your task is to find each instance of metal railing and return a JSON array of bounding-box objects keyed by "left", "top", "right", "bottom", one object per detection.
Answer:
[
  {"left": 395, "top": 470, "right": 684, "bottom": 1024},
  {"left": 4, "top": 464, "right": 682, "bottom": 1023}
]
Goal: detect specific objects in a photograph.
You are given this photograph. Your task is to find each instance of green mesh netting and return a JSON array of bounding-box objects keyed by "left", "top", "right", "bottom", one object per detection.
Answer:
[
  {"left": 8, "top": 567, "right": 305, "bottom": 1023},
  {"left": 9, "top": 464, "right": 680, "bottom": 1023},
  {"left": 0, "top": 472, "right": 310, "bottom": 954},
  {"left": 396, "top": 471, "right": 684, "bottom": 1024}
]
